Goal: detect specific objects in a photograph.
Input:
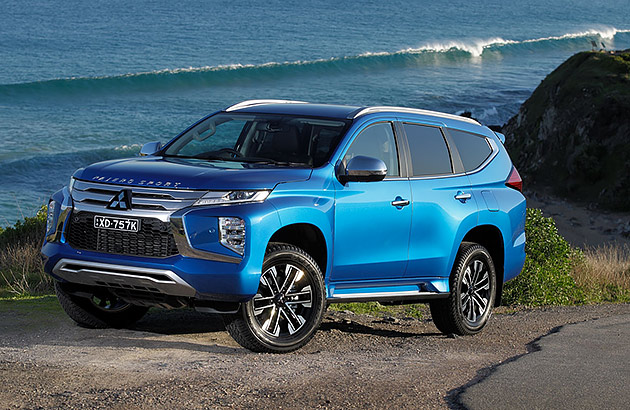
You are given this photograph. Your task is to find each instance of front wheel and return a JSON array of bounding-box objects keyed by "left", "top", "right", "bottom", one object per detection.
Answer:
[
  {"left": 430, "top": 242, "right": 496, "bottom": 335},
  {"left": 224, "top": 243, "right": 326, "bottom": 353}
]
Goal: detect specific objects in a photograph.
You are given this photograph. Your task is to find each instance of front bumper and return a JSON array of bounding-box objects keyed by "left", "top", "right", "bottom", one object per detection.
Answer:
[{"left": 42, "top": 188, "right": 282, "bottom": 302}]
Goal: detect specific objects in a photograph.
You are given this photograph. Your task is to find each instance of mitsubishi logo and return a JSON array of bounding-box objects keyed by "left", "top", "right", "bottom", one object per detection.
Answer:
[{"left": 107, "top": 189, "right": 133, "bottom": 210}]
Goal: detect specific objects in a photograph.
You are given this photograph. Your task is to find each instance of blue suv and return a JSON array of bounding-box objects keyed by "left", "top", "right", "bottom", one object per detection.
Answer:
[{"left": 42, "top": 100, "right": 526, "bottom": 352}]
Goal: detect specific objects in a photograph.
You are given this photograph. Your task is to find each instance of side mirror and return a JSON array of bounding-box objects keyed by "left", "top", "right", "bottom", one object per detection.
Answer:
[
  {"left": 139, "top": 141, "right": 162, "bottom": 156},
  {"left": 339, "top": 155, "right": 387, "bottom": 183}
]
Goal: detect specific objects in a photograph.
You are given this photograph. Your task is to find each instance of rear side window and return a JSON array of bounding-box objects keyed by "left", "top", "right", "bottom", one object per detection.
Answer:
[
  {"left": 344, "top": 122, "right": 399, "bottom": 176},
  {"left": 449, "top": 129, "right": 492, "bottom": 172},
  {"left": 403, "top": 123, "right": 452, "bottom": 176}
]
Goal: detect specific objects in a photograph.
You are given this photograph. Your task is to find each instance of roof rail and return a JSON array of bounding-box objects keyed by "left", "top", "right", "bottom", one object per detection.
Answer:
[
  {"left": 225, "top": 99, "right": 308, "bottom": 112},
  {"left": 351, "top": 106, "right": 480, "bottom": 125}
]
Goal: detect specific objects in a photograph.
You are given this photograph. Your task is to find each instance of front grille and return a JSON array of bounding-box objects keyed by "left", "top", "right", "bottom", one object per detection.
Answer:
[
  {"left": 67, "top": 211, "right": 178, "bottom": 258},
  {"left": 71, "top": 180, "right": 205, "bottom": 212}
]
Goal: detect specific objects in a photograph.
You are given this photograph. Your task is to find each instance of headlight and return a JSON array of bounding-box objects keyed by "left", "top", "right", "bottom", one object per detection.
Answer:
[
  {"left": 46, "top": 200, "right": 56, "bottom": 233},
  {"left": 193, "top": 190, "right": 270, "bottom": 206}
]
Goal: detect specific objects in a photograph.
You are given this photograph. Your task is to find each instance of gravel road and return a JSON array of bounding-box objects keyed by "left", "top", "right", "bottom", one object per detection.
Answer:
[{"left": 1, "top": 298, "right": 628, "bottom": 409}]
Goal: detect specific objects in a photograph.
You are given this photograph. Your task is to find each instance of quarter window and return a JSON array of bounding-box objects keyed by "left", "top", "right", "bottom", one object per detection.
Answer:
[
  {"left": 343, "top": 122, "right": 399, "bottom": 176},
  {"left": 403, "top": 123, "right": 452, "bottom": 176},
  {"left": 449, "top": 129, "right": 492, "bottom": 172}
]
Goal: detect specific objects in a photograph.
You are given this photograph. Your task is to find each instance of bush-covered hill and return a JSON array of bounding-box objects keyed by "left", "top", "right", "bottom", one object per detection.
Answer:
[{"left": 503, "top": 50, "right": 630, "bottom": 211}]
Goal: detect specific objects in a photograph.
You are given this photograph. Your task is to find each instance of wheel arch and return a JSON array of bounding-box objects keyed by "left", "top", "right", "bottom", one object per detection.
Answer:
[
  {"left": 268, "top": 223, "right": 328, "bottom": 278},
  {"left": 462, "top": 224, "right": 505, "bottom": 306}
]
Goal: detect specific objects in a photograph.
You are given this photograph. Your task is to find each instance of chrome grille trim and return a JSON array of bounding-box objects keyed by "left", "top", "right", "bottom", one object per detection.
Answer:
[
  {"left": 72, "top": 180, "right": 205, "bottom": 213},
  {"left": 53, "top": 259, "right": 196, "bottom": 297}
]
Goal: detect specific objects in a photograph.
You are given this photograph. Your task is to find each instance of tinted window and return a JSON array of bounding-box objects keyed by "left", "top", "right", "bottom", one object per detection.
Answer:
[
  {"left": 343, "top": 122, "right": 399, "bottom": 176},
  {"left": 403, "top": 124, "right": 452, "bottom": 176},
  {"left": 449, "top": 129, "right": 492, "bottom": 172}
]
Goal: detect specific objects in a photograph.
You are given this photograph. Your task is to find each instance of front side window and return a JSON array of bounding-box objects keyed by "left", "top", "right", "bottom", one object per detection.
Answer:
[
  {"left": 343, "top": 122, "right": 399, "bottom": 176},
  {"left": 404, "top": 123, "right": 452, "bottom": 176},
  {"left": 163, "top": 113, "right": 350, "bottom": 167}
]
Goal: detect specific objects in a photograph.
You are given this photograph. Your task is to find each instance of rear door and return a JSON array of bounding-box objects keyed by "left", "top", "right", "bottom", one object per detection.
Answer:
[
  {"left": 332, "top": 120, "right": 412, "bottom": 281},
  {"left": 400, "top": 121, "right": 478, "bottom": 279}
]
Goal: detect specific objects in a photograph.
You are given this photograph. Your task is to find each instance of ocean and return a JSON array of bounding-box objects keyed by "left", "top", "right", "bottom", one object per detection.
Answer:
[{"left": 1, "top": 0, "right": 629, "bottom": 226}]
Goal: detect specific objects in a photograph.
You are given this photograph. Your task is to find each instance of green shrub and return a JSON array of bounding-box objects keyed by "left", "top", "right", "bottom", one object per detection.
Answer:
[
  {"left": 0, "top": 205, "right": 50, "bottom": 297},
  {"left": 0, "top": 205, "right": 47, "bottom": 248},
  {"left": 502, "top": 208, "right": 585, "bottom": 306}
]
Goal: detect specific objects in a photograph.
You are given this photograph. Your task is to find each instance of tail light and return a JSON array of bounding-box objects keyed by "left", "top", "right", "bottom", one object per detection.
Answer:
[{"left": 505, "top": 166, "right": 523, "bottom": 192}]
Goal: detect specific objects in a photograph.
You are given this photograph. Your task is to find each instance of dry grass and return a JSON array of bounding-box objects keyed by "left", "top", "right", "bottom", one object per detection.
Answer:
[
  {"left": 571, "top": 243, "right": 630, "bottom": 301},
  {"left": 0, "top": 241, "right": 51, "bottom": 297}
]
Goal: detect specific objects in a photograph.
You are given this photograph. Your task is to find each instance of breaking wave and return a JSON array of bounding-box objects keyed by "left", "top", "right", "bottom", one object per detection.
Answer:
[{"left": 1, "top": 27, "right": 628, "bottom": 99}]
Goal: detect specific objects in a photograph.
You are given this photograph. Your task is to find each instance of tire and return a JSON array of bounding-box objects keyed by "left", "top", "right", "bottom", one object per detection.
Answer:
[
  {"left": 430, "top": 242, "right": 496, "bottom": 335},
  {"left": 54, "top": 281, "right": 149, "bottom": 329},
  {"left": 224, "top": 242, "right": 326, "bottom": 353}
]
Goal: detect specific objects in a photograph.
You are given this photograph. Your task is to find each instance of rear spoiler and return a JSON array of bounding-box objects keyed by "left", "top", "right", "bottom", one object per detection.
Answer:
[
  {"left": 494, "top": 131, "right": 506, "bottom": 144},
  {"left": 487, "top": 125, "right": 506, "bottom": 144}
]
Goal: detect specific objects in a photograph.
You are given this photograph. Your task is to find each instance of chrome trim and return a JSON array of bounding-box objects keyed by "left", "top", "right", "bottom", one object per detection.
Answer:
[
  {"left": 73, "top": 202, "right": 173, "bottom": 222},
  {"left": 52, "top": 259, "right": 196, "bottom": 297},
  {"left": 46, "top": 186, "right": 73, "bottom": 243},
  {"left": 391, "top": 199, "right": 410, "bottom": 207},
  {"left": 72, "top": 180, "right": 206, "bottom": 222},
  {"left": 170, "top": 215, "right": 242, "bottom": 264},
  {"left": 352, "top": 106, "right": 480, "bottom": 125},
  {"left": 72, "top": 180, "right": 205, "bottom": 215},
  {"left": 225, "top": 99, "right": 308, "bottom": 112},
  {"left": 454, "top": 192, "right": 472, "bottom": 201},
  {"left": 328, "top": 290, "right": 448, "bottom": 303}
]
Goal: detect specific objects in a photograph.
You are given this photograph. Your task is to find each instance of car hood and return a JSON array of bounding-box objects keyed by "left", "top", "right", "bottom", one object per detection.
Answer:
[{"left": 74, "top": 156, "right": 313, "bottom": 190}]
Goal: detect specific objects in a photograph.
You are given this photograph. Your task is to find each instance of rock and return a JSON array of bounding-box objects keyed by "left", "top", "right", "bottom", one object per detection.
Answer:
[{"left": 503, "top": 50, "right": 630, "bottom": 212}]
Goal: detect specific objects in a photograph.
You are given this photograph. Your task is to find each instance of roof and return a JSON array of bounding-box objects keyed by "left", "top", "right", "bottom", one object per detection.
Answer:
[{"left": 224, "top": 100, "right": 480, "bottom": 125}]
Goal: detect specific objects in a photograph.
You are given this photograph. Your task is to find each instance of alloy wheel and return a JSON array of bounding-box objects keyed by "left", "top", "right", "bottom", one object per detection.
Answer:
[
  {"left": 460, "top": 259, "right": 491, "bottom": 325},
  {"left": 250, "top": 263, "right": 313, "bottom": 337}
]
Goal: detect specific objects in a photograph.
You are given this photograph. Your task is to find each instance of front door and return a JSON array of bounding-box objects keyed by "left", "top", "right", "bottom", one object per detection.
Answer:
[{"left": 332, "top": 121, "right": 411, "bottom": 281}]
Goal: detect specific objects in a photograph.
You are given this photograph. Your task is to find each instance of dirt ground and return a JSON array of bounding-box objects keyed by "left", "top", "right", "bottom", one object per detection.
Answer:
[
  {"left": 525, "top": 188, "right": 630, "bottom": 248},
  {"left": 1, "top": 298, "right": 629, "bottom": 409}
]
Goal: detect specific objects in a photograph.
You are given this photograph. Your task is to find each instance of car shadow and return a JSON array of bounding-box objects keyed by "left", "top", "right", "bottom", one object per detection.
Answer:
[
  {"left": 320, "top": 320, "right": 443, "bottom": 338},
  {"left": 132, "top": 308, "right": 226, "bottom": 335}
]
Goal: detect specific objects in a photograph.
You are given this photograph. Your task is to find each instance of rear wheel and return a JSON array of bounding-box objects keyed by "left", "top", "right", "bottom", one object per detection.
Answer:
[
  {"left": 430, "top": 242, "right": 496, "bottom": 335},
  {"left": 224, "top": 243, "right": 326, "bottom": 353},
  {"left": 55, "top": 282, "right": 149, "bottom": 329}
]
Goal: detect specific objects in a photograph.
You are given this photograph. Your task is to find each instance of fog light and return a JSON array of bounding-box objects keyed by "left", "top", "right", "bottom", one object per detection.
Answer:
[
  {"left": 219, "top": 217, "right": 245, "bottom": 255},
  {"left": 46, "top": 200, "right": 56, "bottom": 233}
]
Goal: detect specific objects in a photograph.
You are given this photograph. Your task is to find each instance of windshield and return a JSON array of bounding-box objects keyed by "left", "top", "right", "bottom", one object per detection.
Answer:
[{"left": 163, "top": 113, "right": 350, "bottom": 167}]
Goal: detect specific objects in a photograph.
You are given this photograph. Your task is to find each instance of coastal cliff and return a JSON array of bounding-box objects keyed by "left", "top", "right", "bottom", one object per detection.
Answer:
[{"left": 503, "top": 50, "right": 630, "bottom": 211}]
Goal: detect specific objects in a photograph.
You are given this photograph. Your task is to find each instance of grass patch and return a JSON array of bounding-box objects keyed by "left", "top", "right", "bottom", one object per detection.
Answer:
[
  {"left": 329, "top": 302, "right": 426, "bottom": 320},
  {"left": 572, "top": 243, "right": 630, "bottom": 303},
  {"left": 0, "top": 295, "right": 60, "bottom": 313}
]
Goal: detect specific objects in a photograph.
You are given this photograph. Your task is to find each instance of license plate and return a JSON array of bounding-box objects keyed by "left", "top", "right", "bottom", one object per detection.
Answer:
[{"left": 93, "top": 215, "right": 140, "bottom": 232}]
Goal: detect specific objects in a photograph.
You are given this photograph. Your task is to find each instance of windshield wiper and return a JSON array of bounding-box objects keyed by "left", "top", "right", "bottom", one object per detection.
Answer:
[{"left": 241, "top": 158, "right": 308, "bottom": 167}]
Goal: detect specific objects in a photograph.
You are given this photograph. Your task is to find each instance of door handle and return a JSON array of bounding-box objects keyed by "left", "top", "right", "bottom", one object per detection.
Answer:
[
  {"left": 454, "top": 191, "right": 472, "bottom": 202},
  {"left": 391, "top": 197, "right": 410, "bottom": 208}
]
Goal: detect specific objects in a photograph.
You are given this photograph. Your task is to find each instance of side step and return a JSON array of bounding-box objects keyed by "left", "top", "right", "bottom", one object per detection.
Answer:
[{"left": 327, "top": 283, "right": 449, "bottom": 304}]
